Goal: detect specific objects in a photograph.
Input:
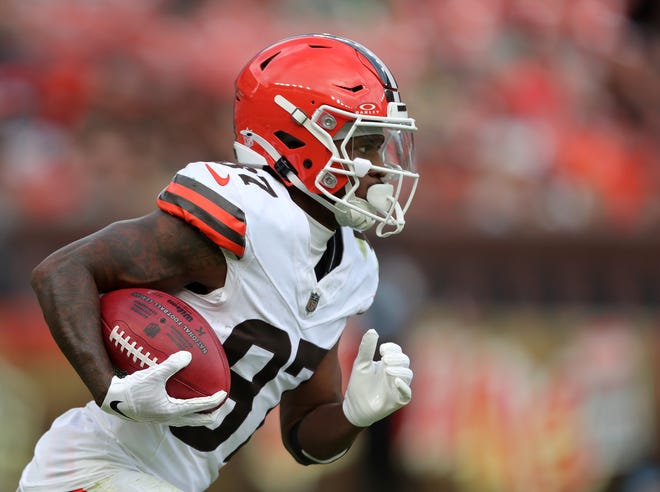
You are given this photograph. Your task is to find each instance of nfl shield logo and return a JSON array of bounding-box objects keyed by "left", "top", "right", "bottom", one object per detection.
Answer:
[
  {"left": 144, "top": 323, "right": 161, "bottom": 338},
  {"left": 306, "top": 292, "right": 321, "bottom": 314}
]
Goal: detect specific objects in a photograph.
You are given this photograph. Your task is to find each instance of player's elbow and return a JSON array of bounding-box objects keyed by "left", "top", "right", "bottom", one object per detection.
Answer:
[
  {"left": 282, "top": 422, "right": 316, "bottom": 466},
  {"left": 285, "top": 445, "right": 315, "bottom": 466},
  {"left": 30, "top": 251, "right": 75, "bottom": 296},
  {"left": 284, "top": 440, "right": 349, "bottom": 466},
  {"left": 282, "top": 421, "right": 350, "bottom": 466},
  {"left": 31, "top": 256, "right": 57, "bottom": 294},
  {"left": 282, "top": 438, "right": 322, "bottom": 466}
]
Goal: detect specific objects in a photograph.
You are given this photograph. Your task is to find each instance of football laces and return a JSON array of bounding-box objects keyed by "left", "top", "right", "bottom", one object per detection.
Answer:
[{"left": 108, "top": 325, "right": 159, "bottom": 369}]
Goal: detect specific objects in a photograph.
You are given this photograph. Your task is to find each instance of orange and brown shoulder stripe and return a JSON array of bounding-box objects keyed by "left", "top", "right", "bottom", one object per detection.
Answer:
[{"left": 157, "top": 173, "right": 246, "bottom": 258}]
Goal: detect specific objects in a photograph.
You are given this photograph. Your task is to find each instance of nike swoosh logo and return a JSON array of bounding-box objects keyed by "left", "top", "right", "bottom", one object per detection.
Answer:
[
  {"left": 206, "top": 163, "right": 230, "bottom": 186},
  {"left": 110, "top": 400, "right": 134, "bottom": 420}
]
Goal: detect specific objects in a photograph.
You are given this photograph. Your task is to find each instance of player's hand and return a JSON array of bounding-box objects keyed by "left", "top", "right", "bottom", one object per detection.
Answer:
[
  {"left": 342, "top": 329, "right": 413, "bottom": 427},
  {"left": 100, "top": 350, "right": 227, "bottom": 427}
]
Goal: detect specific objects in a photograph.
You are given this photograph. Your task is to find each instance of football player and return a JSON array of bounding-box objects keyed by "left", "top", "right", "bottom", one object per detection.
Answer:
[{"left": 19, "top": 33, "right": 419, "bottom": 492}]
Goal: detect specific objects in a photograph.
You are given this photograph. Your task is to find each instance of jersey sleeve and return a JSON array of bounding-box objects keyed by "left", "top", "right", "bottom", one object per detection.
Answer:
[{"left": 157, "top": 163, "right": 247, "bottom": 258}]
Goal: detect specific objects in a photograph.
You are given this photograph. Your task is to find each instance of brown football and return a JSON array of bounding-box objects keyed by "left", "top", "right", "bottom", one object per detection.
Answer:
[{"left": 100, "top": 288, "right": 231, "bottom": 402}]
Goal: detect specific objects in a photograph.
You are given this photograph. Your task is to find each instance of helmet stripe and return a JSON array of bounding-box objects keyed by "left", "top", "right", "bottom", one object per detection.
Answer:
[{"left": 309, "top": 34, "right": 400, "bottom": 101}]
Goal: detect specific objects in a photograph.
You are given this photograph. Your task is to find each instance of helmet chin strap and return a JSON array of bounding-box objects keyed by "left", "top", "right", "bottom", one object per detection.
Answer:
[
  {"left": 334, "top": 183, "right": 405, "bottom": 235},
  {"left": 334, "top": 183, "right": 397, "bottom": 232},
  {"left": 285, "top": 170, "right": 377, "bottom": 231},
  {"left": 334, "top": 196, "right": 377, "bottom": 231}
]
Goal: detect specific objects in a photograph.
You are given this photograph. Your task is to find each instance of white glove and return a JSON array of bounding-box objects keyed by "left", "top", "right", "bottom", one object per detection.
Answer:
[
  {"left": 342, "top": 329, "right": 413, "bottom": 427},
  {"left": 101, "top": 350, "right": 227, "bottom": 427}
]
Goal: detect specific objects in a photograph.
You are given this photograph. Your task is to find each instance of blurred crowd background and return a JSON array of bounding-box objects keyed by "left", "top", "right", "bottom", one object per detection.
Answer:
[{"left": 0, "top": 0, "right": 659, "bottom": 491}]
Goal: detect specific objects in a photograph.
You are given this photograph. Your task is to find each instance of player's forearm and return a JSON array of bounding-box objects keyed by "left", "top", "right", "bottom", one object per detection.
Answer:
[
  {"left": 293, "top": 401, "right": 362, "bottom": 462},
  {"left": 31, "top": 254, "right": 115, "bottom": 405}
]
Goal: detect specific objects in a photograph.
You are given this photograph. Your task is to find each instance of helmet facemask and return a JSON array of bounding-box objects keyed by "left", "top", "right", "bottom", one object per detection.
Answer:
[{"left": 308, "top": 103, "right": 419, "bottom": 237}]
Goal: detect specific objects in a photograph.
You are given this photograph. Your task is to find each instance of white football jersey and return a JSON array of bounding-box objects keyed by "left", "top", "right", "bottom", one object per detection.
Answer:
[{"left": 20, "top": 161, "right": 378, "bottom": 492}]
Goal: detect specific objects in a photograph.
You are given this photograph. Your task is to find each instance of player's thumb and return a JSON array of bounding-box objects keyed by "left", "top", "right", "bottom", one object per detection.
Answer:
[
  {"left": 394, "top": 378, "right": 412, "bottom": 403},
  {"left": 207, "top": 390, "right": 228, "bottom": 410},
  {"left": 354, "top": 329, "right": 379, "bottom": 370},
  {"left": 160, "top": 351, "right": 193, "bottom": 377}
]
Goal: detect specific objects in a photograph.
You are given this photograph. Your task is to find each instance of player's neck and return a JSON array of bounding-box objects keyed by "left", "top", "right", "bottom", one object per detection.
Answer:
[
  {"left": 287, "top": 185, "right": 339, "bottom": 230},
  {"left": 305, "top": 211, "right": 334, "bottom": 264}
]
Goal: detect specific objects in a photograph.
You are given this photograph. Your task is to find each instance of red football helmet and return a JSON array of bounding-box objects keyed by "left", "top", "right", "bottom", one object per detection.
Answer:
[{"left": 233, "top": 33, "right": 418, "bottom": 236}]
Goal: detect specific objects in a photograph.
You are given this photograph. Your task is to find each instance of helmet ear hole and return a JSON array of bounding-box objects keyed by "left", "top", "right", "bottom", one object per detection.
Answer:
[{"left": 274, "top": 131, "right": 305, "bottom": 149}]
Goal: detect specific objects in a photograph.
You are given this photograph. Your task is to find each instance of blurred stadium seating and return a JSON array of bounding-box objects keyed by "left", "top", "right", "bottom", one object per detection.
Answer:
[{"left": 0, "top": 1, "right": 658, "bottom": 491}]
